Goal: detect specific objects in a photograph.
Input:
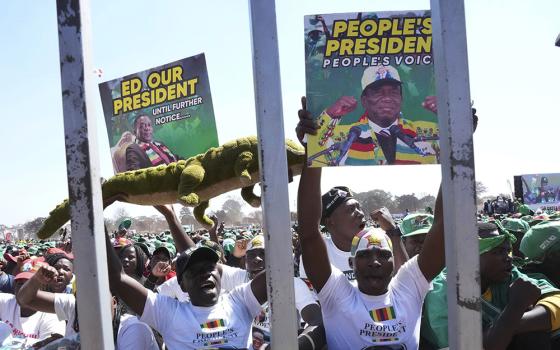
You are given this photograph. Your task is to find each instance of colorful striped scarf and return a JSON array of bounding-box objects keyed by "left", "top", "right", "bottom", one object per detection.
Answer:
[
  {"left": 345, "top": 114, "right": 438, "bottom": 166},
  {"left": 138, "top": 141, "right": 177, "bottom": 166}
]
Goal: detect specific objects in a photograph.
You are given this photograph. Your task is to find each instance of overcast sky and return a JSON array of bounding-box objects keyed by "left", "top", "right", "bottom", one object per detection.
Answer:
[{"left": 1, "top": 0, "right": 559, "bottom": 226}]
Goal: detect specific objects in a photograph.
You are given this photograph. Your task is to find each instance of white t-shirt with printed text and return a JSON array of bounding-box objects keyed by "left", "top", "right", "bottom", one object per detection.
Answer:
[
  {"left": 249, "top": 277, "right": 318, "bottom": 350},
  {"left": 141, "top": 282, "right": 262, "bottom": 349},
  {"left": 318, "top": 256, "right": 430, "bottom": 350},
  {"left": 54, "top": 293, "right": 158, "bottom": 349},
  {"left": 299, "top": 235, "right": 356, "bottom": 282},
  {"left": 0, "top": 293, "right": 65, "bottom": 346}
]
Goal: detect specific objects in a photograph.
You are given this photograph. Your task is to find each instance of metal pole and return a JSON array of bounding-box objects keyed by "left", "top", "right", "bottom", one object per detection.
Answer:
[
  {"left": 430, "top": 0, "right": 482, "bottom": 349},
  {"left": 248, "top": 0, "right": 298, "bottom": 349},
  {"left": 56, "top": 0, "right": 114, "bottom": 348}
]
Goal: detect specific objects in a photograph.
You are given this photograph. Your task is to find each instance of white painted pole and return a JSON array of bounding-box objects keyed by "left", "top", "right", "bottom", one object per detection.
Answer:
[
  {"left": 56, "top": 0, "right": 114, "bottom": 348},
  {"left": 248, "top": 0, "right": 299, "bottom": 348},
  {"left": 430, "top": 1, "right": 482, "bottom": 349}
]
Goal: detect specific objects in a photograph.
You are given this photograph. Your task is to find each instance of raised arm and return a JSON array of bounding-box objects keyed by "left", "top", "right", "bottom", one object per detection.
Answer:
[
  {"left": 154, "top": 205, "right": 195, "bottom": 252},
  {"left": 483, "top": 279, "right": 542, "bottom": 350},
  {"left": 416, "top": 107, "right": 478, "bottom": 281},
  {"left": 250, "top": 269, "right": 267, "bottom": 305},
  {"left": 417, "top": 185, "right": 444, "bottom": 281},
  {"left": 370, "top": 207, "right": 409, "bottom": 273},
  {"left": 207, "top": 216, "right": 226, "bottom": 260},
  {"left": 105, "top": 229, "right": 148, "bottom": 316},
  {"left": 297, "top": 97, "right": 331, "bottom": 292},
  {"left": 16, "top": 266, "right": 57, "bottom": 313}
]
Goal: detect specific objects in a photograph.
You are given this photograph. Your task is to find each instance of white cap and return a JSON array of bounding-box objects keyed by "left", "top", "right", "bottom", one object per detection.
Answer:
[
  {"left": 350, "top": 229, "right": 393, "bottom": 257},
  {"left": 247, "top": 234, "right": 265, "bottom": 251},
  {"left": 361, "top": 65, "right": 401, "bottom": 91}
]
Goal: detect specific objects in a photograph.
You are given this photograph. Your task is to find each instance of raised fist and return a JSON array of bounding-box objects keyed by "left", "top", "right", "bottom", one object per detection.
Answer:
[
  {"left": 370, "top": 207, "right": 397, "bottom": 232},
  {"left": 151, "top": 261, "right": 171, "bottom": 278},
  {"left": 509, "top": 278, "right": 541, "bottom": 310},
  {"left": 326, "top": 96, "right": 358, "bottom": 119},
  {"left": 34, "top": 265, "right": 59, "bottom": 285}
]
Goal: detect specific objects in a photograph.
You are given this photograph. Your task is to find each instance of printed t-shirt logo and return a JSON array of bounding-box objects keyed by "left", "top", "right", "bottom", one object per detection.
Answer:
[
  {"left": 200, "top": 319, "right": 226, "bottom": 330},
  {"left": 369, "top": 306, "right": 396, "bottom": 322},
  {"left": 372, "top": 337, "right": 399, "bottom": 343},
  {"left": 203, "top": 338, "right": 229, "bottom": 347}
]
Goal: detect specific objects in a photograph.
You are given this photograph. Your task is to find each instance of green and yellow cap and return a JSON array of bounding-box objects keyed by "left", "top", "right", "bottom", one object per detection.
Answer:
[{"left": 400, "top": 213, "right": 434, "bottom": 237}]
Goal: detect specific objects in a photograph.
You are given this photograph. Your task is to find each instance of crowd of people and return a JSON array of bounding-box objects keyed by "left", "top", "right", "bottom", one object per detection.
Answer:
[
  {"left": 482, "top": 196, "right": 517, "bottom": 216},
  {"left": 1, "top": 99, "right": 560, "bottom": 350}
]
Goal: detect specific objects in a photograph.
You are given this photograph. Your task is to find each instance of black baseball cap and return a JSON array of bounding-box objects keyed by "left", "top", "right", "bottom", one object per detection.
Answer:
[
  {"left": 176, "top": 245, "right": 219, "bottom": 284},
  {"left": 321, "top": 186, "right": 354, "bottom": 224}
]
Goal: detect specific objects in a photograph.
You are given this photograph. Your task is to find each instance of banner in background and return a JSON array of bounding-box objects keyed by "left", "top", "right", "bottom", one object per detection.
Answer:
[{"left": 516, "top": 173, "right": 560, "bottom": 211}]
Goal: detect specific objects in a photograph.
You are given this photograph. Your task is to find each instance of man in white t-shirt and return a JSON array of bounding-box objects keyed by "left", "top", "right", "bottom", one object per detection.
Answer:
[
  {"left": 296, "top": 147, "right": 446, "bottom": 350},
  {"left": 298, "top": 186, "right": 409, "bottom": 294},
  {"left": 3, "top": 259, "right": 65, "bottom": 347},
  {"left": 299, "top": 185, "right": 366, "bottom": 283},
  {"left": 17, "top": 263, "right": 159, "bottom": 349},
  {"left": 295, "top": 93, "right": 476, "bottom": 349},
  {"left": 106, "top": 231, "right": 268, "bottom": 349}
]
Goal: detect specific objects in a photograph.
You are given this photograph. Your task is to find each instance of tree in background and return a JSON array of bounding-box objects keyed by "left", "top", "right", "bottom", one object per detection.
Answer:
[
  {"left": 395, "top": 194, "right": 421, "bottom": 213},
  {"left": 354, "top": 189, "right": 396, "bottom": 215},
  {"left": 476, "top": 181, "right": 488, "bottom": 205},
  {"left": 222, "top": 199, "right": 242, "bottom": 225},
  {"left": 180, "top": 207, "right": 196, "bottom": 226},
  {"left": 113, "top": 207, "right": 130, "bottom": 225},
  {"left": 351, "top": 190, "right": 437, "bottom": 216},
  {"left": 418, "top": 194, "right": 436, "bottom": 212},
  {"left": 23, "top": 217, "right": 46, "bottom": 236},
  {"left": 246, "top": 210, "right": 263, "bottom": 225},
  {"left": 209, "top": 209, "right": 228, "bottom": 224}
]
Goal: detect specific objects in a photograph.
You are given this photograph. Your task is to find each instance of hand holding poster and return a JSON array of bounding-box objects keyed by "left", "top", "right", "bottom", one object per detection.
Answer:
[
  {"left": 99, "top": 54, "right": 219, "bottom": 174},
  {"left": 304, "top": 11, "right": 440, "bottom": 167}
]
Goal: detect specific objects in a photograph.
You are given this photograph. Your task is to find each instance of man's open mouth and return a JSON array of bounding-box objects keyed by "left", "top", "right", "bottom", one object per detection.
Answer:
[{"left": 200, "top": 280, "right": 216, "bottom": 290}]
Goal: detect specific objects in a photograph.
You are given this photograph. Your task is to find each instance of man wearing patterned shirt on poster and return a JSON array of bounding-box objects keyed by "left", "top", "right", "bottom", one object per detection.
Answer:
[
  {"left": 313, "top": 65, "right": 440, "bottom": 166},
  {"left": 125, "top": 115, "right": 181, "bottom": 171}
]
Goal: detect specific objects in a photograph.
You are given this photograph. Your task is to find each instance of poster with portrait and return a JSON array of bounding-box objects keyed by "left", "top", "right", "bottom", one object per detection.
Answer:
[
  {"left": 99, "top": 54, "right": 219, "bottom": 174},
  {"left": 304, "top": 11, "right": 439, "bottom": 167},
  {"left": 515, "top": 173, "right": 560, "bottom": 211}
]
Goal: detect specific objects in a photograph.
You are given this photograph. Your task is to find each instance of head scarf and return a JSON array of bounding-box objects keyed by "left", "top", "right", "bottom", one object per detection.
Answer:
[{"left": 479, "top": 221, "right": 517, "bottom": 255}]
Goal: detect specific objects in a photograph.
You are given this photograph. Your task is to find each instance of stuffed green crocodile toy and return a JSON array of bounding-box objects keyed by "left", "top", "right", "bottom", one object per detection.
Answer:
[{"left": 37, "top": 136, "right": 304, "bottom": 239}]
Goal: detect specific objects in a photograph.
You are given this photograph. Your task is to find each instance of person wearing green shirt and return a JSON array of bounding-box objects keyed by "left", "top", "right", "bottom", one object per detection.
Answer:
[{"left": 422, "top": 221, "right": 560, "bottom": 350}]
